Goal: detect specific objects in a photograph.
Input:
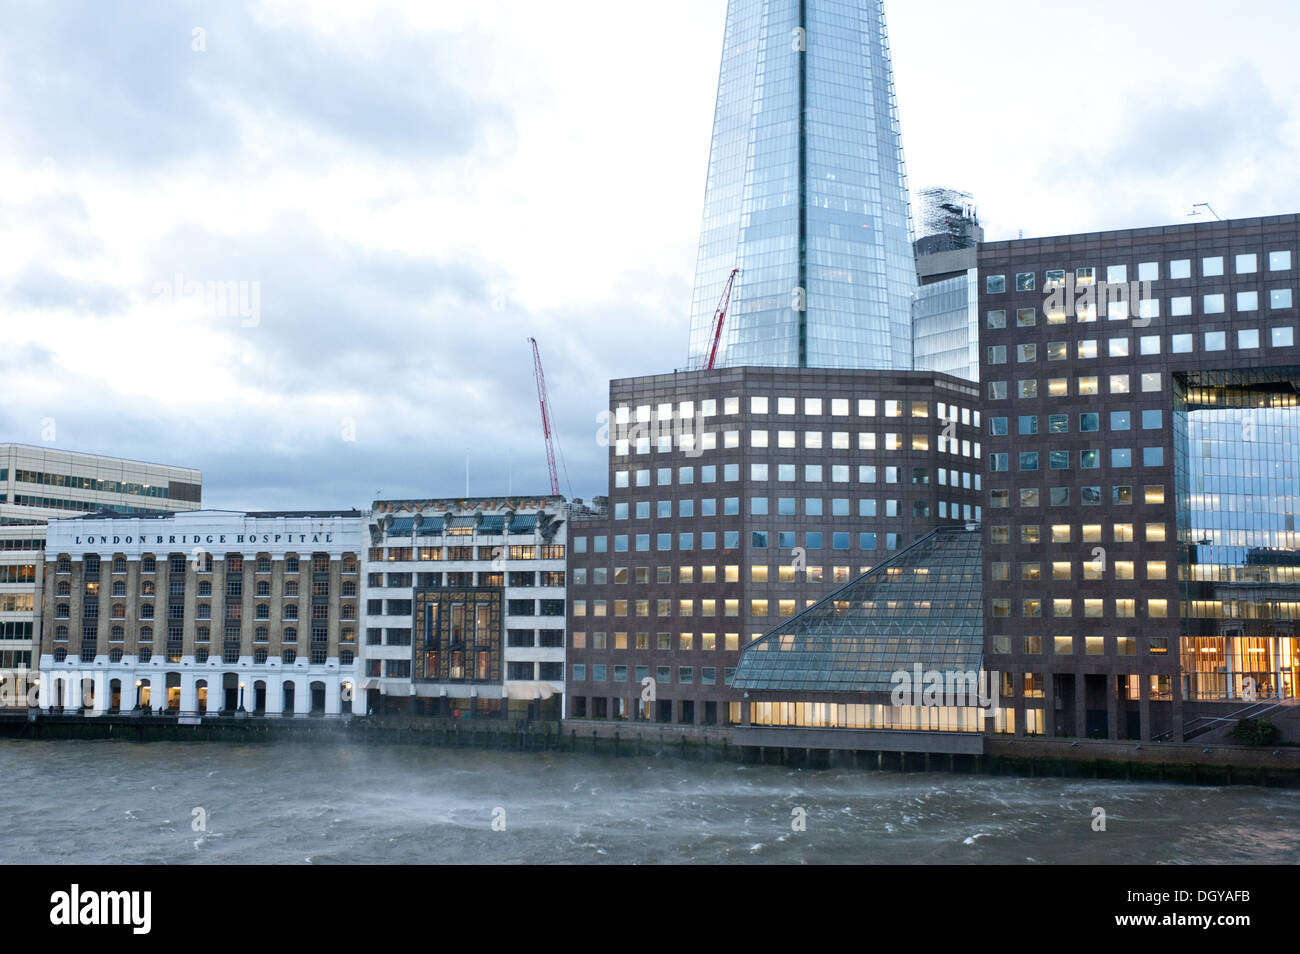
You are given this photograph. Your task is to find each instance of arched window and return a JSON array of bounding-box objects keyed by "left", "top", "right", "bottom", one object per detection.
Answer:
[
  {"left": 195, "top": 648, "right": 209, "bottom": 664},
  {"left": 256, "top": 604, "right": 269, "bottom": 620},
  {"left": 141, "top": 580, "right": 155, "bottom": 595},
  {"left": 284, "top": 605, "right": 298, "bottom": 620},
  {"left": 283, "top": 627, "right": 297, "bottom": 644},
  {"left": 56, "top": 603, "right": 70, "bottom": 619},
  {"left": 342, "top": 556, "right": 358, "bottom": 574},
  {"left": 110, "top": 626, "right": 124, "bottom": 642},
  {"left": 284, "top": 581, "right": 299, "bottom": 596},
  {"left": 57, "top": 557, "right": 71, "bottom": 574},
  {"left": 256, "top": 555, "right": 271, "bottom": 574},
  {"left": 55, "top": 625, "right": 68, "bottom": 641},
  {"left": 139, "top": 604, "right": 154, "bottom": 619},
  {"left": 54, "top": 648, "right": 68, "bottom": 662},
  {"left": 256, "top": 580, "right": 270, "bottom": 597},
  {"left": 196, "top": 626, "right": 210, "bottom": 643},
  {"left": 342, "top": 580, "right": 357, "bottom": 597},
  {"left": 141, "top": 555, "right": 156, "bottom": 573},
  {"left": 138, "top": 647, "right": 152, "bottom": 662},
  {"left": 340, "top": 650, "right": 355, "bottom": 666},
  {"left": 112, "top": 581, "right": 126, "bottom": 596},
  {"left": 341, "top": 603, "right": 356, "bottom": 620},
  {"left": 57, "top": 581, "right": 70, "bottom": 596},
  {"left": 109, "top": 647, "right": 123, "bottom": 663},
  {"left": 112, "top": 604, "right": 125, "bottom": 619},
  {"left": 254, "top": 627, "right": 268, "bottom": 643},
  {"left": 198, "top": 580, "right": 211, "bottom": 596},
  {"left": 254, "top": 648, "right": 268, "bottom": 664},
  {"left": 197, "top": 603, "right": 211, "bottom": 620},
  {"left": 285, "top": 554, "right": 299, "bottom": 574},
  {"left": 113, "top": 557, "right": 127, "bottom": 574},
  {"left": 282, "top": 649, "right": 297, "bottom": 664},
  {"left": 139, "top": 626, "right": 153, "bottom": 642}
]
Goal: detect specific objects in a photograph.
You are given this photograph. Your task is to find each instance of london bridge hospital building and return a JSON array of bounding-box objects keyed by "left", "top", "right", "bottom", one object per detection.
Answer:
[{"left": 36, "top": 511, "right": 364, "bottom": 716}]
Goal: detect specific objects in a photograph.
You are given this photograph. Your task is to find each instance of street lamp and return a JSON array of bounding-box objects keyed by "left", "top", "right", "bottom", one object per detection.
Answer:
[{"left": 239, "top": 681, "right": 246, "bottom": 712}]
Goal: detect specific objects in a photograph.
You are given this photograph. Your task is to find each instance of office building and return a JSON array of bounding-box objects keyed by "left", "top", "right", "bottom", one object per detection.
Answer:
[
  {"left": 565, "top": 366, "right": 983, "bottom": 727},
  {"left": 360, "top": 497, "right": 578, "bottom": 720},
  {"left": 0, "top": 444, "right": 201, "bottom": 708},
  {"left": 913, "top": 188, "right": 982, "bottom": 382},
  {"left": 979, "top": 212, "right": 1300, "bottom": 741},
  {"left": 36, "top": 510, "right": 362, "bottom": 715},
  {"left": 687, "top": 0, "right": 916, "bottom": 370}
]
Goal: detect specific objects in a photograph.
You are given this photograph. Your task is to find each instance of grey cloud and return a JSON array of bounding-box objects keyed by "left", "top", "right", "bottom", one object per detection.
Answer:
[{"left": 0, "top": 0, "right": 513, "bottom": 170}]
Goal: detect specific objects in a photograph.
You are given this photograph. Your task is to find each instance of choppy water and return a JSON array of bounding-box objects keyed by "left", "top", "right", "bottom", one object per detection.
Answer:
[{"left": 2, "top": 740, "right": 1297, "bottom": 864}]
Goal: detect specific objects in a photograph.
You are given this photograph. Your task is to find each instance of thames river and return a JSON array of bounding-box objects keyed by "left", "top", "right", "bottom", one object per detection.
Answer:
[{"left": 2, "top": 740, "right": 1297, "bottom": 864}]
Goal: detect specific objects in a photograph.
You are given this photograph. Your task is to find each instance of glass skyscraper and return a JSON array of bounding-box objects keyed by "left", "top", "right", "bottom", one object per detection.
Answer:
[{"left": 688, "top": 0, "right": 916, "bottom": 371}]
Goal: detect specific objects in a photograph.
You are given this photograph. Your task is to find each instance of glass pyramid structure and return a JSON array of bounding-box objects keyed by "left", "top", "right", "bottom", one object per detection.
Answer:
[
  {"left": 732, "top": 526, "right": 983, "bottom": 693},
  {"left": 687, "top": 0, "right": 917, "bottom": 371}
]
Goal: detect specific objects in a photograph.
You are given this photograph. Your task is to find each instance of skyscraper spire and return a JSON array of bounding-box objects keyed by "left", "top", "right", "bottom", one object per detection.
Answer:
[{"left": 688, "top": 0, "right": 916, "bottom": 370}]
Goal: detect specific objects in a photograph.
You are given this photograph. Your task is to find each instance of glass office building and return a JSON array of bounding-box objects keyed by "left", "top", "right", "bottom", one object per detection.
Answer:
[
  {"left": 1176, "top": 374, "right": 1300, "bottom": 703},
  {"left": 687, "top": 0, "right": 916, "bottom": 371}
]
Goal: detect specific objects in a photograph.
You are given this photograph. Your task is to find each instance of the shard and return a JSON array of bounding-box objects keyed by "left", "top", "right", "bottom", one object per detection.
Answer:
[{"left": 688, "top": 0, "right": 916, "bottom": 370}]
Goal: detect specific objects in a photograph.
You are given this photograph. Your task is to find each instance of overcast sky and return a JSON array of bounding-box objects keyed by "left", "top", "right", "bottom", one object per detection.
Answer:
[{"left": 3, "top": 0, "right": 1298, "bottom": 512}]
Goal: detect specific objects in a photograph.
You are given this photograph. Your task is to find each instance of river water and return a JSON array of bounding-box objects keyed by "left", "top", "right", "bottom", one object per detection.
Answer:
[{"left": 2, "top": 740, "right": 1297, "bottom": 864}]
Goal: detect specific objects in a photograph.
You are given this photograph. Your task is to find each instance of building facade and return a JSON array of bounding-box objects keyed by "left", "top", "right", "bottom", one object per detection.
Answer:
[
  {"left": 565, "top": 366, "right": 983, "bottom": 727},
  {"left": 913, "top": 188, "right": 982, "bottom": 382},
  {"left": 0, "top": 444, "right": 202, "bottom": 708},
  {"left": 687, "top": 0, "right": 916, "bottom": 371},
  {"left": 37, "top": 510, "right": 362, "bottom": 716},
  {"left": 979, "top": 213, "right": 1300, "bottom": 742},
  {"left": 360, "top": 497, "right": 578, "bottom": 720}
]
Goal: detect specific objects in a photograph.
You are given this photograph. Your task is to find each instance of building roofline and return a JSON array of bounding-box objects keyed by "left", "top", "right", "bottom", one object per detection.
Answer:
[
  {"left": 0, "top": 442, "right": 202, "bottom": 475},
  {"left": 979, "top": 211, "right": 1300, "bottom": 253}
]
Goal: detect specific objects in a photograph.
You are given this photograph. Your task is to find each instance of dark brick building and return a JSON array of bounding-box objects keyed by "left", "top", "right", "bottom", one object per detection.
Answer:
[
  {"left": 565, "top": 366, "right": 983, "bottom": 727},
  {"left": 979, "top": 213, "right": 1300, "bottom": 742}
]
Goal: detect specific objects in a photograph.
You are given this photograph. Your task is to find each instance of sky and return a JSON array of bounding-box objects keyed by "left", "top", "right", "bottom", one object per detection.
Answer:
[{"left": 3, "top": 0, "right": 1299, "bottom": 512}]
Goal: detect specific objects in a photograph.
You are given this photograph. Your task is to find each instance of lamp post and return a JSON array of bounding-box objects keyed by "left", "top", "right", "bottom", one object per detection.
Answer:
[
  {"left": 239, "top": 681, "right": 246, "bottom": 713},
  {"left": 135, "top": 680, "right": 143, "bottom": 713}
]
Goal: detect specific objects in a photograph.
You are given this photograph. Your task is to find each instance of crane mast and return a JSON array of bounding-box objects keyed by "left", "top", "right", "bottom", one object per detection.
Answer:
[
  {"left": 528, "top": 336, "right": 561, "bottom": 496},
  {"left": 705, "top": 267, "right": 740, "bottom": 370}
]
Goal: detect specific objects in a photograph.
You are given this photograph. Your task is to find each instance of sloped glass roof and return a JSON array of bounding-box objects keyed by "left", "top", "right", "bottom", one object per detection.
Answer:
[{"left": 733, "top": 526, "right": 984, "bottom": 693}]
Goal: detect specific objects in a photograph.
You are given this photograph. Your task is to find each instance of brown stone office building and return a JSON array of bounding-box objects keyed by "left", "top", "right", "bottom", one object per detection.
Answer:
[
  {"left": 979, "top": 213, "right": 1300, "bottom": 742},
  {"left": 565, "top": 366, "right": 984, "bottom": 726}
]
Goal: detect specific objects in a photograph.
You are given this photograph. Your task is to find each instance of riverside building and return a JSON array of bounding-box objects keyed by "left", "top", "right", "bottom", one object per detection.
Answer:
[
  {"left": 0, "top": 444, "right": 201, "bottom": 708},
  {"left": 360, "top": 497, "right": 582, "bottom": 721},
  {"left": 565, "top": 366, "right": 983, "bottom": 728},
  {"left": 36, "top": 510, "right": 363, "bottom": 716},
  {"left": 979, "top": 212, "right": 1300, "bottom": 742}
]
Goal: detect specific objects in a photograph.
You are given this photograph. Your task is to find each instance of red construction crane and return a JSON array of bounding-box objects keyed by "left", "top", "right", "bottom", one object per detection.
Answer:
[
  {"left": 705, "top": 267, "right": 740, "bottom": 370},
  {"left": 528, "top": 336, "right": 561, "bottom": 496}
]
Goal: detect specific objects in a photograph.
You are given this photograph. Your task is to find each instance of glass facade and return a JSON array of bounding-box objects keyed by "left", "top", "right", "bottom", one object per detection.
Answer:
[
  {"left": 733, "top": 525, "right": 983, "bottom": 693},
  {"left": 688, "top": 0, "right": 916, "bottom": 371},
  {"left": 1176, "top": 377, "right": 1300, "bottom": 702},
  {"left": 914, "top": 268, "right": 979, "bottom": 381}
]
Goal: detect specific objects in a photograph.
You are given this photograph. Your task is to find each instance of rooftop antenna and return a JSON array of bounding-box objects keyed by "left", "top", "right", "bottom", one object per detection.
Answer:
[{"left": 1189, "top": 202, "right": 1222, "bottom": 221}]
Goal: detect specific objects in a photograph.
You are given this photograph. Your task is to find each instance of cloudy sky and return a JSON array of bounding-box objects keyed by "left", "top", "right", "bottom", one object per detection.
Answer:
[{"left": 3, "top": 0, "right": 1298, "bottom": 511}]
